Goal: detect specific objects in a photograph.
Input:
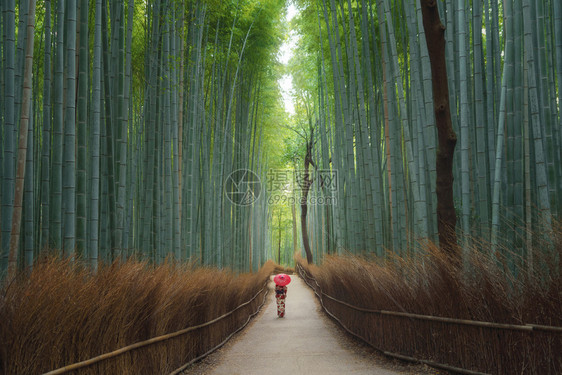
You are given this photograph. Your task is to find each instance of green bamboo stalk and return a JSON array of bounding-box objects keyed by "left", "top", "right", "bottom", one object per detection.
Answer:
[
  {"left": 162, "top": 19, "right": 173, "bottom": 259},
  {"left": 383, "top": 0, "right": 423, "bottom": 248},
  {"left": 101, "top": 0, "right": 116, "bottom": 258},
  {"left": 0, "top": 0, "right": 3, "bottom": 138},
  {"left": 50, "top": 0, "right": 64, "bottom": 252},
  {"left": 0, "top": 1, "right": 3, "bottom": 221},
  {"left": 473, "top": 0, "right": 490, "bottom": 239},
  {"left": 338, "top": 0, "right": 365, "bottom": 252},
  {"left": 457, "top": 0, "right": 471, "bottom": 252},
  {"left": 523, "top": 55, "right": 533, "bottom": 275},
  {"left": 500, "top": 0, "right": 518, "bottom": 265},
  {"left": 553, "top": 0, "right": 562, "bottom": 217},
  {"left": 171, "top": 4, "right": 181, "bottom": 261},
  {"left": 346, "top": 0, "right": 376, "bottom": 251},
  {"left": 1, "top": 0, "right": 16, "bottom": 273},
  {"left": 444, "top": 0, "right": 461, "bottom": 209},
  {"left": 99, "top": 71, "right": 110, "bottom": 262},
  {"left": 405, "top": 0, "right": 429, "bottom": 241},
  {"left": 76, "top": 0, "right": 88, "bottom": 256},
  {"left": 358, "top": 0, "right": 383, "bottom": 251},
  {"left": 554, "top": 0, "right": 562, "bottom": 133},
  {"left": 377, "top": 0, "right": 402, "bottom": 252},
  {"left": 533, "top": 0, "right": 557, "bottom": 214},
  {"left": 141, "top": 0, "right": 161, "bottom": 259},
  {"left": 14, "top": 0, "right": 28, "bottom": 126},
  {"left": 24, "top": 102, "right": 34, "bottom": 268},
  {"left": 320, "top": 0, "right": 345, "bottom": 252},
  {"left": 489, "top": 0, "right": 502, "bottom": 177},
  {"left": 512, "top": 0, "right": 524, "bottom": 260},
  {"left": 483, "top": 0, "right": 496, "bottom": 209},
  {"left": 491, "top": 50, "right": 510, "bottom": 256},
  {"left": 40, "top": 0, "right": 52, "bottom": 252},
  {"left": 122, "top": 0, "right": 135, "bottom": 254},
  {"left": 115, "top": 0, "right": 128, "bottom": 260},
  {"left": 416, "top": 0, "right": 438, "bottom": 242},
  {"left": 186, "top": 4, "right": 206, "bottom": 260},
  {"left": 89, "top": 0, "right": 102, "bottom": 270},
  {"left": 329, "top": 0, "right": 354, "bottom": 252},
  {"left": 62, "top": 0, "right": 77, "bottom": 256},
  {"left": 8, "top": 0, "right": 37, "bottom": 280},
  {"left": 522, "top": 0, "right": 552, "bottom": 227}
]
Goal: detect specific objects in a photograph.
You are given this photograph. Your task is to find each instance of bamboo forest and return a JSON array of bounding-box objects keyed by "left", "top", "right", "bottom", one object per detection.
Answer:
[{"left": 0, "top": 0, "right": 561, "bottom": 373}]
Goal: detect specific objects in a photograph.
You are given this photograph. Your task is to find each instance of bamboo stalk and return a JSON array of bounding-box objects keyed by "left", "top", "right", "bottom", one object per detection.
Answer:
[{"left": 7, "top": 0, "right": 37, "bottom": 280}]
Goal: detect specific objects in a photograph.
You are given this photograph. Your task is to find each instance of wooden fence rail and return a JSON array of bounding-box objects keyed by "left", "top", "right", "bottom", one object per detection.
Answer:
[
  {"left": 296, "top": 263, "right": 561, "bottom": 375},
  {"left": 42, "top": 282, "right": 270, "bottom": 375}
]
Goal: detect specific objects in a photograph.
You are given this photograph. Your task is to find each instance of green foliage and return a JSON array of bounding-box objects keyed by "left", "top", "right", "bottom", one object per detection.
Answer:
[
  {"left": 284, "top": 0, "right": 561, "bottom": 266},
  {"left": 1, "top": 0, "right": 290, "bottom": 273},
  {"left": 1, "top": 0, "right": 560, "bottom": 275}
]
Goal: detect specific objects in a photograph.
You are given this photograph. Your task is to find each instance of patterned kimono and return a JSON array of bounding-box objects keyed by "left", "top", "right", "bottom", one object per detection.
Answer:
[{"left": 275, "top": 285, "right": 288, "bottom": 317}]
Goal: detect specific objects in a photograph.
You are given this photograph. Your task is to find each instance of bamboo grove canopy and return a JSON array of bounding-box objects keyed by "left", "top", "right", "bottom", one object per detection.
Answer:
[
  {"left": 0, "top": 0, "right": 561, "bottom": 274},
  {"left": 1, "top": 0, "right": 286, "bottom": 274},
  {"left": 288, "top": 0, "right": 560, "bottom": 268}
]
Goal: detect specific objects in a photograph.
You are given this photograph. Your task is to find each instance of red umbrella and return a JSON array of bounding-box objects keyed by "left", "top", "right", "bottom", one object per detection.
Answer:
[{"left": 274, "top": 273, "right": 291, "bottom": 286}]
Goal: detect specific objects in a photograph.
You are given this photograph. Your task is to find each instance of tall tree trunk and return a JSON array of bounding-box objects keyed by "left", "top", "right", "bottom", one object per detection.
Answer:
[
  {"left": 301, "top": 127, "right": 314, "bottom": 264},
  {"left": 420, "top": 0, "right": 459, "bottom": 259}
]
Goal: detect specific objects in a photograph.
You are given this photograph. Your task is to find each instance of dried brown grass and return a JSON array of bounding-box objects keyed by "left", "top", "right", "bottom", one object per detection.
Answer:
[
  {"left": 0, "top": 258, "right": 275, "bottom": 374},
  {"left": 298, "top": 222, "right": 561, "bottom": 374}
]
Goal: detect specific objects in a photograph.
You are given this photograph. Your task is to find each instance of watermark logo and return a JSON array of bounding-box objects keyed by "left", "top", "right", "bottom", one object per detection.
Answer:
[
  {"left": 224, "top": 168, "right": 338, "bottom": 206},
  {"left": 225, "top": 169, "right": 262, "bottom": 206},
  {"left": 267, "top": 168, "right": 338, "bottom": 206},
  {"left": 293, "top": 169, "right": 338, "bottom": 193}
]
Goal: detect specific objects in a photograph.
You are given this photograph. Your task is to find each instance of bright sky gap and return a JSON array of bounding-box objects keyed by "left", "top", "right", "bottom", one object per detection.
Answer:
[{"left": 278, "top": 2, "right": 298, "bottom": 115}]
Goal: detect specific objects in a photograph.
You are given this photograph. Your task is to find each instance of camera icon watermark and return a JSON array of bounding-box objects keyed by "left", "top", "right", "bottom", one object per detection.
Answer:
[{"left": 225, "top": 169, "right": 262, "bottom": 206}]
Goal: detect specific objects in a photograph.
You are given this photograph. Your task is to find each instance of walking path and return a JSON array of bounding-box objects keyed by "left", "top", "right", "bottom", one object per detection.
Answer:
[{"left": 196, "top": 275, "right": 434, "bottom": 375}]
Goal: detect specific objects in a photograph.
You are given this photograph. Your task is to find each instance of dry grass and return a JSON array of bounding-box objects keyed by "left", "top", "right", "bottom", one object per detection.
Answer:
[
  {"left": 298, "top": 223, "right": 562, "bottom": 374},
  {"left": 0, "top": 258, "right": 275, "bottom": 374},
  {"left": 272, "top": 263, "right": 295, "bottom": 275}
]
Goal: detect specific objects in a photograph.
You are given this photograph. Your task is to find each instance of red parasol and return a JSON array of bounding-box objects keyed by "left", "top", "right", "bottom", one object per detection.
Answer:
[{"left": 273, "top": 273, "right": 291, "bottom": 286}]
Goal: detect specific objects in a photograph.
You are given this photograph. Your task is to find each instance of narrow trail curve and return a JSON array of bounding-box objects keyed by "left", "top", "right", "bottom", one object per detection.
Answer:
[{"left": 190, "top": 275, "right": 438, "bottom": 375}]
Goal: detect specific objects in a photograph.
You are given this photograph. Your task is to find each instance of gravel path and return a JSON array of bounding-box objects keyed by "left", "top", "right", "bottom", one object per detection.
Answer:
[{"left": 187, "top": 275, "right": 442, "bottom": 375}]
